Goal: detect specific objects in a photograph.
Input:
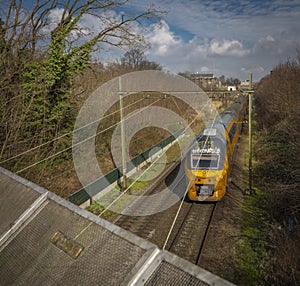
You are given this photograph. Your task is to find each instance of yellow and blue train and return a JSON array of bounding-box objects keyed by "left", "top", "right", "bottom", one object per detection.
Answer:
[{"left": 184, "top": 97, "right": 247, "bottom": 201}]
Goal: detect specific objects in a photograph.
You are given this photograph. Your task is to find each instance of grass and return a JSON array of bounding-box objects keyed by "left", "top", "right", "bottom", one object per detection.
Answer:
[
  {"left": 234, "top": 113, "right": 270, "bottom": 285},
  {"left": 85, "top": 101, "right": 232, "bottom": 219},
  {"left": 234, "top": 188, "right": 270, "bottom": 285},
  {"left": 86, "top": 187, "right": 134, "bottom": 219}
]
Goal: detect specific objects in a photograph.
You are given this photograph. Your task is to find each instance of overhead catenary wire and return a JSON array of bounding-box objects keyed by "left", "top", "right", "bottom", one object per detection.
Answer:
[
  {"left": 74, "top": 100, "right": 215, "bottom": 241},
  {"left": 166, "top": 99, "right": 244, "bottom": 247},
  {"left": 96, "top": 100, "right": 215, "bottom": 217},
  {"left": 0, "top": 97, "right": 145, "bottom": 164},
  {"left": 74, "top": 140, "right": 175, "bottom": 240},
  {"left": 162, "top": 115, "right": 219, "bottom": 250},
  {"left": 47, "top": 123, "right": 173, "bottom": 183},
  {"left": 14, "top": 98, "right": 162, "bottom": 174}
]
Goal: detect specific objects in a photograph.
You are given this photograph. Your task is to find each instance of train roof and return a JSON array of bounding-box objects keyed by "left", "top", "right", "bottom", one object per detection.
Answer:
[
  {"left": 194, "top": 100, "right": 245, "bottom": 145},
  {"left": 197, "top": 120, "right": 227, "bottom": 145},
  {"left": 219, "top": 102, "right": 243, "bottom": 126}
]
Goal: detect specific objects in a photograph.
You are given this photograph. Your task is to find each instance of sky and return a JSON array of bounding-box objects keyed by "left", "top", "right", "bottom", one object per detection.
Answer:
[
  {"left": 10, "top": 0, "right": 300, "bottom": 82},
  {"left": 121, "top": 0, "right": 300, "bottom": 82}
]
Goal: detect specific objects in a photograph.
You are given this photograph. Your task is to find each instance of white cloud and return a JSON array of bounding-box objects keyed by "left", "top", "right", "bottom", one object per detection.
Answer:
[
  {"left": 58, "top": 0, "right": 298, "bottom": 82},
  {"left": 48, "top": 8, "right": 65, "bottom": 24},
  {"left": 265, "top": 35, "right": 275, "bottom": 42},
  {"left": 40, "top": 8, "right": 65, "bottom": 35},
  {"left": 209, "top": 39, "right": 251, "bottom": 57},
  {"left": 146, "top": 20, "right": 182, "bottom": 56},
  {"left": 40, "top": 1, "right": 300, "bottom": 81},
  {"left": 241, "top": 66, "right": 265, "bottom": 74},
  {"left": 253, "top": 34, "right": 280, "bottom": 56},
  {"left": 200, "top": 66, "right": 210, "bottom": 72},
  {"left": 133, "top": 0, "right": 300, "bottom": 81}
]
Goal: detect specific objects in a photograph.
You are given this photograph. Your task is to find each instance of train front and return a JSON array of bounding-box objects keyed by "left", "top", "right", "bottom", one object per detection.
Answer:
[{"left": 185, "top": 125, "right": 228, "bottom": 202}]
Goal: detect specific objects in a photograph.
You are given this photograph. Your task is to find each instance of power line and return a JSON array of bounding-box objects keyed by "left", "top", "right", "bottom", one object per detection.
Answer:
[
  {"left": 0, "top": 97, "right": 145, "bottom": 165},
  {"left": 74, "top": 100, "right": 215, "bottom": 241},
  {"left": 162, "top": 115, "right": 218, "bottom": 250},
  {"left": 15, "top": 98, "right": 162, "bottom": 174},
  {"left": 97, "top": 101, "right": 214, "bottom": 217}
]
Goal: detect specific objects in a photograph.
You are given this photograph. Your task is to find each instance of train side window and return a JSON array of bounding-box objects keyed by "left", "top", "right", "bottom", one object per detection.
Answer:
[{"left": 228, "top": 123, "right": 236, "bottom": 142}]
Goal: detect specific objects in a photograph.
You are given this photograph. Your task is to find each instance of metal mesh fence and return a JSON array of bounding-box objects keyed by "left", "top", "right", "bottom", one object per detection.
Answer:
[
  {"left": 144, "top": 261, "right": 210, "bottom": 286},
  {"left": 0, "top": 168, "right": 234, "bottom": 286},
  {"left": 0, "top": 172, "right": 40, "bottom": 235},
  {"left": 0, "top": 200, "right": 145, "bottom": 285}
]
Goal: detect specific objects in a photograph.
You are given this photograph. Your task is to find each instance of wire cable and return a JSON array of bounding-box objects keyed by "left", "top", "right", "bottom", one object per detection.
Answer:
[
  {"left": 97, "top": 101, "right": 214, "bottom": 217},
  {"left": 0, "top": 97, "right": 145, "bottom": 164},
  {"left": 15, "top": 98, "right": 162, "bottom": 174},
  {"left": 162, "top": 115, "right": 219, "bottom": 250},
  {"left": 74, "top": 99, "right": 218, "bottom": 240}
]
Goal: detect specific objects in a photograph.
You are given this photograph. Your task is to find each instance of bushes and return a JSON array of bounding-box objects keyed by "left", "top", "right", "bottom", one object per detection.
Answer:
[
  {"left": 235, "top": 191, "right": 270, "bottom": 285},
  {"left": 255, "top": 57, "right": 300, "bottom": 221},
  {"left": 252, "top": 55, "right": 300, "bottom": 285}
]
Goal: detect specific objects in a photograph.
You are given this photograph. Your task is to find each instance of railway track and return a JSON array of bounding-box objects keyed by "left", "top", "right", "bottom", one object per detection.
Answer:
[
  {"left": 165, "top": 202, "right": 217, "bottom": 265},
  {"left": 104, "top": 159, "right": 218, "bottom": 266}
]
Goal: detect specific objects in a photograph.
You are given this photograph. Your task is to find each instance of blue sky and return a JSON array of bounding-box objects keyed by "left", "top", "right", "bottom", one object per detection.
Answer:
[
  {"left": 5, "top": 0, "right": 300, "bottom": 82},
  {"left": 124, "top": 0, "right": 300, "bottom": 81}
]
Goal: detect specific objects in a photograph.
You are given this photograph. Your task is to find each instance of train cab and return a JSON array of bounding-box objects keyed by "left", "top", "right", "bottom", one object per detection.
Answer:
[
  {"left": 185, "top": 124, "right": 229, "bottom": 201},
  {"left": 184, "top": 98, "right": 247, "bottom": 202}
]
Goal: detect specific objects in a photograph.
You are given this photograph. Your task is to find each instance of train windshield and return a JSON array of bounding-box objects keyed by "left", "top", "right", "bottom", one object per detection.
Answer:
[
  {"left": 191, "top": 154, "right": 220, "bottom": 169},
  {"left": 189, "top": 137, "right": 225, "bottom": 170}
]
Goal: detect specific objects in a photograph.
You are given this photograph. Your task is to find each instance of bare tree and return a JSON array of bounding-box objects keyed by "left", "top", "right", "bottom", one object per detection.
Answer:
[
  {"left": 254, "top": 54, "right": 300, "bottom": 285},
  {"left": 119, "top": 48, "right": 162, "bottom": 71},
  {"left": 0, "top": 0, "right": 165, "bottom": 160},
  {"left": 1, "top": 0, "right": 163, "bottom": 63},
  {"left": 121, "top": 48, "right": 145, "bottom": 69}
]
